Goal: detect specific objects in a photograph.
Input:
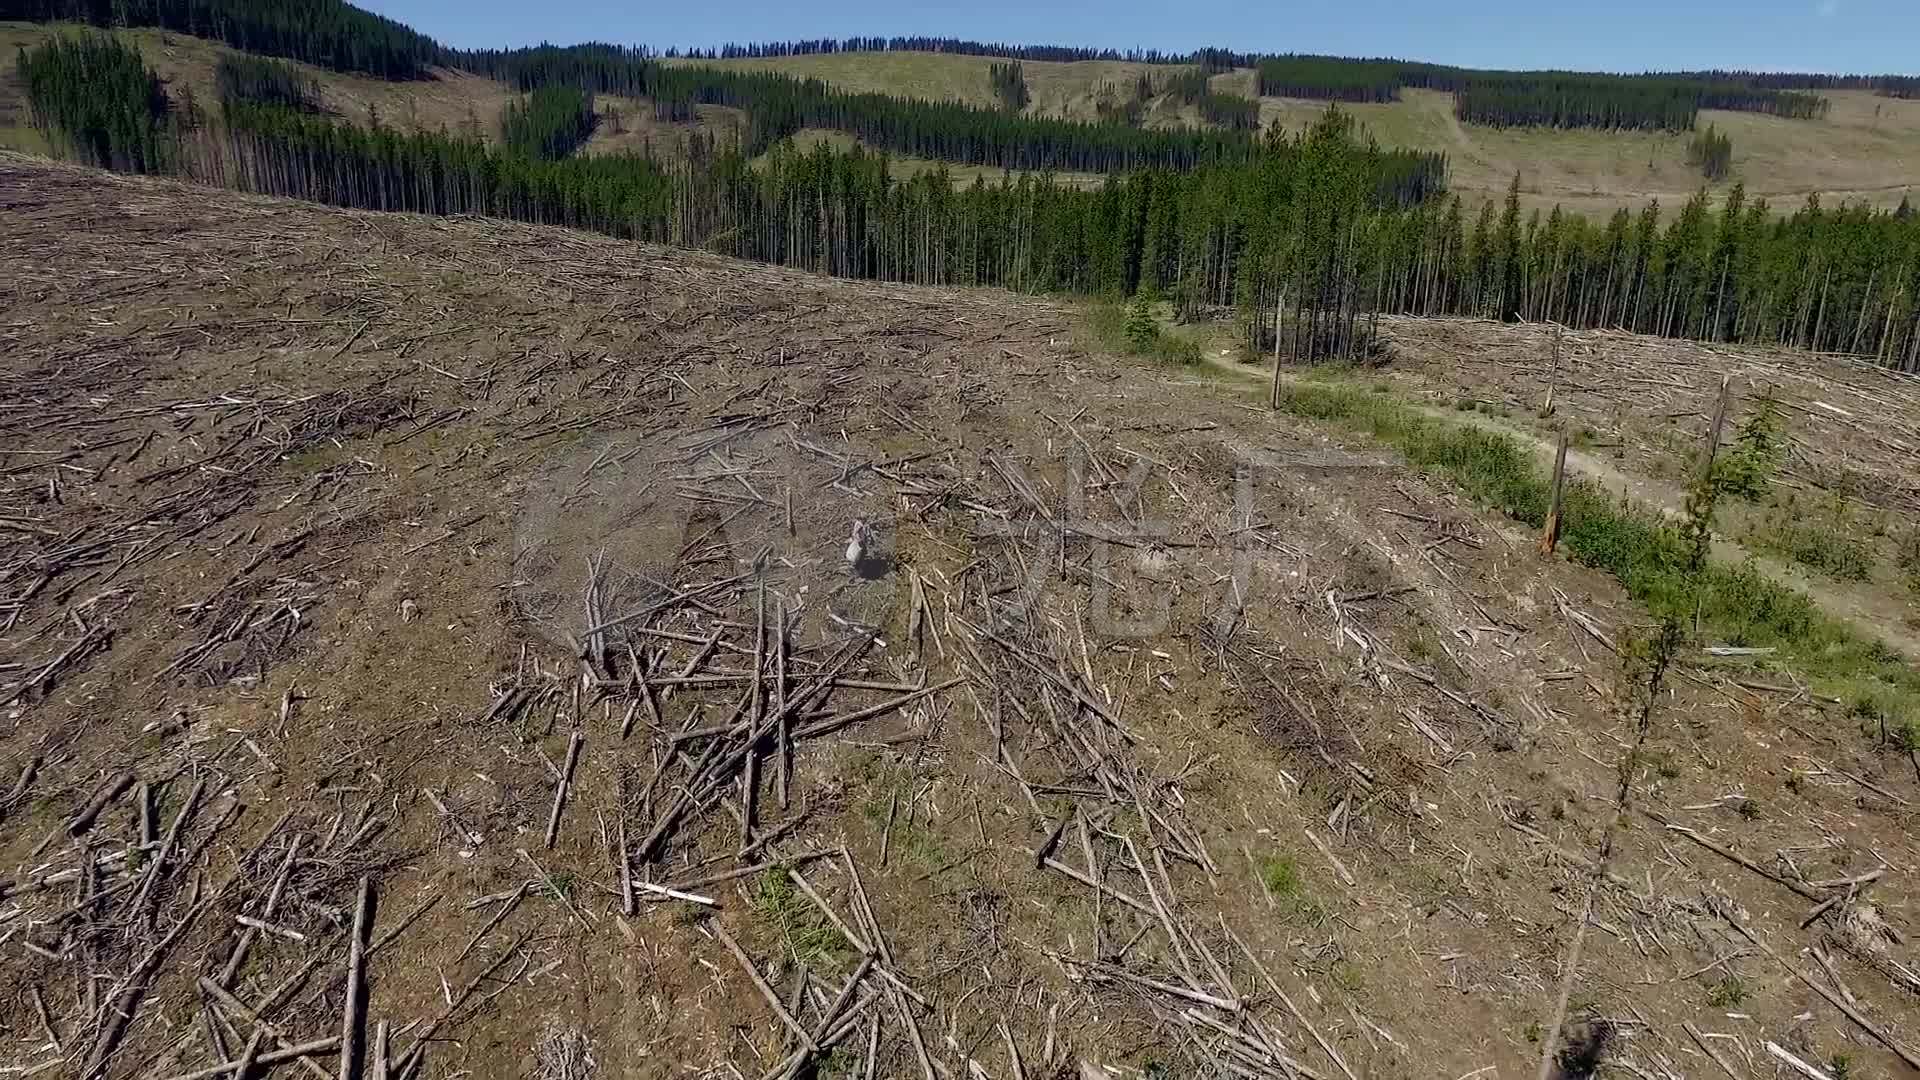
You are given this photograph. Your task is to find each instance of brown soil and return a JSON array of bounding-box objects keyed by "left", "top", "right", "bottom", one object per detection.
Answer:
[{"left": 3, "top": 154, "right": 1918, "bottom": 1080}]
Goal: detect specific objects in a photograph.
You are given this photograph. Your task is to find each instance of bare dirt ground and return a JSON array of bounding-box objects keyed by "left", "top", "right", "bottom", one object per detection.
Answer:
[{"left": 4, "top": 154, "right": 1919, "bottom": 1080}]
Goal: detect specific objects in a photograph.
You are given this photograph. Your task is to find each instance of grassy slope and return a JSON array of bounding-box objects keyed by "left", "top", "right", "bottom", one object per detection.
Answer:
[
  {"left": 690, "top": 52, "right": 1920, "bottom": 217},
  {"left": 579, "top": 95, "right": 749, "bottom": 159},
  {"left": 665, "top": 50, "right": 1175, "bottom": 120},
  {"left": 1229, "top": 81, "right": 1920, "bottom": 218},
  {"left": 0, "top": 21, "right": 513, "bottom": 150},
  {"left": 6, "top": 26, "right": 1913, "bottom": 217}
]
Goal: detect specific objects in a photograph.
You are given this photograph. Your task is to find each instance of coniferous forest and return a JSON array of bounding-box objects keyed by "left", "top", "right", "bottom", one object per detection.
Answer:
[
  {"left": 500, "top": 86, "right": 599, "bottom": 160},
  {"left": 16, "top": 0, "right": 441, "bottom": 78},
  {"left": 456, "top": 44, "right": 1270, "bottom": 173},
  {"left": 1256, "top": 59, "right": 1830, "bottom": 131},
  {"left": 17, "top": 33, "right": 174, "bottom": 173},
  {"left": 1161, "top": 69, "right": 1260, "bottom": 131},
  {"left": 14, "top": 5, "right": 1920, "bottom": 371},
  {"left": 988, "top": 61, "right": 1029, "bottom": 112},
  {"left": 1687, "top": 125, "right": 1733, "bottom": 181},
  {"left": 214, "top": 54, "right": 321, "bottom": 111}
]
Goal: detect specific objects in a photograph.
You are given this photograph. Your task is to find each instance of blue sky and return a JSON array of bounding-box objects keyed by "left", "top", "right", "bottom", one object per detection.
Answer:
[{"left": 363, "top": 0, "right": 1919, "bottom": 75}]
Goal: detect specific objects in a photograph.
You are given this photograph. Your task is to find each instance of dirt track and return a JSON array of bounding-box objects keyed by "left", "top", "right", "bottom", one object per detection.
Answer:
[
  {"left": 1199, "top": 334, "right": 1920, "bottom": 660},
  {"left": 3, "top": 154, "right": 1918, "bottom": 1080}
]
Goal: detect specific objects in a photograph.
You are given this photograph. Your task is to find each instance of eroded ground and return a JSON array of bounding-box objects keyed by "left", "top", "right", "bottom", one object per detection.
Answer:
[{"left": 2, "top": 156, "right": 1918, "bottom": 1080}]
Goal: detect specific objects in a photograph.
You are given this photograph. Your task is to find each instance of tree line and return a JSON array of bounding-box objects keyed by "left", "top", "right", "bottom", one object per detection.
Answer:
[
  {"left": 16, "top": 0, "right": 442, "bottom": 79},
  {"left": 1665, "top": 69, "right": 1920, "bottom": 97},
  {"left": 215, "top": 54, "right": 321, "bottom": 112},
  {"left": 1256, "top": 57, "right": 1404, "bottom": 102},
  {"left": 500, "top": 85, "right": 598, "bottom": 160},
  {"left": 451, "top": 43, "right": 1290, "bottom": 173},
  {"left": 661, "top": 37, "right": 1265, "bottom": 67},
  {"left": 17, "top": 0, "right": 1917, "bottom": 111},
  {"left": 645, "top": 38, "right": 1920, "bottom": 101},
  {"left": 23, "top": 34, "right": 1920, "bottom": 372},
  {"left": 1258, "top": 56, "right": 1829, "bottom": 131}
]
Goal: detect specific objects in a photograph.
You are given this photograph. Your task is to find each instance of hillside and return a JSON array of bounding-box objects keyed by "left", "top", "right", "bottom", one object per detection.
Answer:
[
  {"left": 1214, "top": 77, "right": 1920, "bottom": 217},
  {"left": 9, "top": 21, "right": 1917, "bottom": 217},
  {"left": 684, "top": 49, "right": 1920, "bottom": 215},
  {"left": 0, "top": 21, "right": 510, "bottom": 147},
  {"left": 5, "top": 151, "right": 1920, "bottom": 1080}
]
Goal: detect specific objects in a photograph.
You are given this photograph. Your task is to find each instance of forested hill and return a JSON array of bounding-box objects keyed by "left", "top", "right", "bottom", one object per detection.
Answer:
[
  {"left": 16, "top": 27, "right": 1920, "bottom": 376},
  {"left": 14, "top": 0, "right": 441, "bottom": 78},
  {"left": 8, "top": 0, "right": 1920, "bottom": 374}
]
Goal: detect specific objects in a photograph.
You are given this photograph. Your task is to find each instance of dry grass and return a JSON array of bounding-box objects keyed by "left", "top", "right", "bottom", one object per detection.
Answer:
[
  {"left": 579, "top": 94, "right": 747, "bottom": 159},
  {"left": 719, "top": 54, "right": 1920, "bottom": 217},
  {"left": 10, "top": 25, "right": 1911, "bottom": 217},
  {"left": 0, "top": 20, "right": 514, "bottom": 146},
  {"left": 1247, "top": 85, "right": 1920, "bottom": 217}
]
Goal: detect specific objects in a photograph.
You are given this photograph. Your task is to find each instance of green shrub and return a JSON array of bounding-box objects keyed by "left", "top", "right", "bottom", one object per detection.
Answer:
[
  {"left": 1756, "top": 519, "right": 1874, "bottom": 582},
  {"left": 1124, "top": 295, "right": 1158, "bottom": 350},
  {"left": 1715, "top": 391, "right": 1784, "bottom": 501},
  {"left": 1085, "top": 297, "right": 1200, "bottom": 366},
  {"left": 1706, "top": 975, "right": 1749, "bottom": 1008}
]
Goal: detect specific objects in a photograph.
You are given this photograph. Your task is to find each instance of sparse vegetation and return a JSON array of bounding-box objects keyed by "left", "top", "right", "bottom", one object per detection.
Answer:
[
  {"left": 750, "top": 868, "right": 849, "bottom": 966},
  {"left": 1705, "top": 974, "right": 1749, "bottom": 1008},
  {"left": 1271, "top": 375, "right": 1920, "bottom": 722},
  {"left": 1256, "top": 854, "right": 1326, "bottom": 923},
  {"left": 1897, "top": 527, "right": 1920, "bottom": 592},
  {"left": 1258, "top": 854, "right": 1303, "bottom": 897},
  {"left": 859, "top": 776, "right": 949, "bottom": 870},
  {"left": 1754, "top": 515, "right": 1875, "bottom": 582}
]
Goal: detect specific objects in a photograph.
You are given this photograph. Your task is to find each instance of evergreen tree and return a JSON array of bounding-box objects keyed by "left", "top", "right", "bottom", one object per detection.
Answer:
[
  {"left": 216, "top": 54, "right": 320, "bottom": 110},
  {"left": 500, "top": 85, "right": 597, "bottom": 160},
  {"left": 17, "top": 0, "right": 445, "bottom": 78},
  {"left": 1687, "top": 124, "right": 1733, "bottom": 181},
  {"left": 988, "top": 61, "right": 1029, "bottom": 112},
  {"left": 19, "top": 33, "right": 172, "bottom": 173}
]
